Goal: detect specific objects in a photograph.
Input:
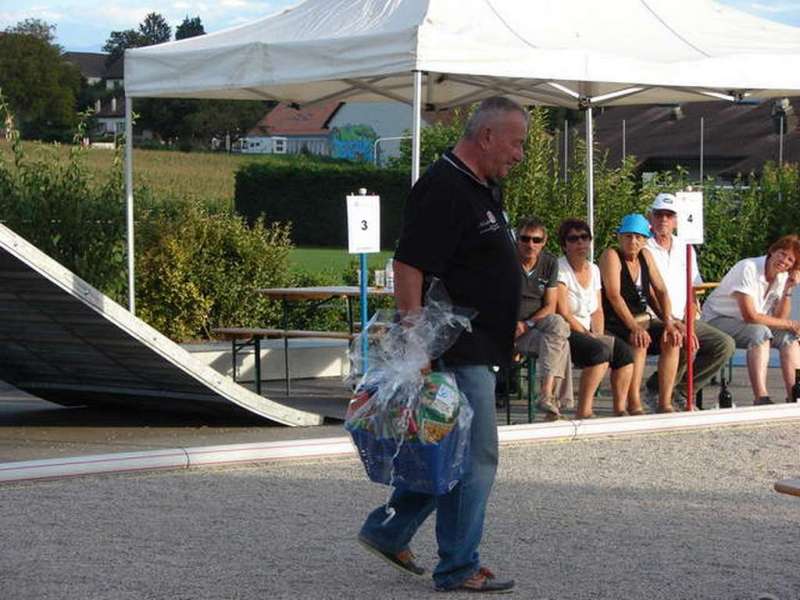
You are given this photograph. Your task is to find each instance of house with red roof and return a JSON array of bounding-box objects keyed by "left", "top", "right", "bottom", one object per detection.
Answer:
[
  {"left": 239, "top": 101, "right": 441, "bottom": 163},
  {"left": 240, "top": 101, "right": 343, "bottom": 155}
]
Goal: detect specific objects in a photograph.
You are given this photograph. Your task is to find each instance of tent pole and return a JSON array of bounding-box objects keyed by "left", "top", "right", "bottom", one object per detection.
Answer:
[
  {"left": 125, "top": 96, "right": 135, "bottom": 314},
  {"left": 622, "top": 118, "right": 626, "bottom": 163},
  {"left": 411, "top": 70, "right": 422, "bottom": 185},
  {"left": 585, "top": 106, "right": 594, "bottom": 260}
]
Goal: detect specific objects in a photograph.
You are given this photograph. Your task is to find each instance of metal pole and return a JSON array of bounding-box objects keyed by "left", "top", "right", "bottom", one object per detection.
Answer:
[
  {"left": 622, "top": 118, "right": 626, "bottom": 163},
  {"left": 564, "top": 119, "right": 569, "bottom": 183},
  {"left": 357, "top": 188, "right": 370, "bottom": 372},
  {"left": 373, "top": 135, "right": 412, "bottom": 167},
  {"left": 411, "top": 71, "right": 423, "bottom": 185},
  {"left": 125, "top": 96, "right": 135, "bottom": 314},
  {"left": 699, "top": 116, "right": 704, "bottom": 186},
  {"left": 685, "top": 246, "right": 695, "bottom": 411},
  {"left": 585, "top": 107, "right": 595, "bottom": 259}
]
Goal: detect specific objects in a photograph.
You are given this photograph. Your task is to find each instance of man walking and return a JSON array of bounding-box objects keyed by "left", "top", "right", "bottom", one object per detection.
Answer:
[
  {"left": 358, "top": 97, "right": 526, "bottom": 593},
  {"left": 644, "top": 193, "right": 735, "bottom": 409}
]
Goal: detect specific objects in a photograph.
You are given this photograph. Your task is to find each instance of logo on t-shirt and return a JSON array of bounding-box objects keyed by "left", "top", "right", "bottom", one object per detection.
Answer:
[{"left": 478, "top": 210, "right": 501, "bottom": 234}]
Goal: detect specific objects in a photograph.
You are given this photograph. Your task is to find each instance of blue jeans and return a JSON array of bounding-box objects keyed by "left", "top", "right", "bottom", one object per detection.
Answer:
[{"left": 359, "top": 364, "right": 498, "bottom": 590}]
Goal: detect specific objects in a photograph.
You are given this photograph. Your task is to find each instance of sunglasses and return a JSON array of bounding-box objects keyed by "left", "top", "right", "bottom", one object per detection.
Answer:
[
  {"left": 565, "top": 233, "right": 592, "bottom": 243},
  {"left": 519, "top": 235, "right": 545, "bottom": 244}
]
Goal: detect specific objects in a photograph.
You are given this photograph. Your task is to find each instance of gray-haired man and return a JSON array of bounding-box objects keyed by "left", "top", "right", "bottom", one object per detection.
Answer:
[
  {"left": 645, "top": 193, "right": 735, "bottom": 409},
  {"left": 358, "top": 97, "right": 525, "bottom": 593}
]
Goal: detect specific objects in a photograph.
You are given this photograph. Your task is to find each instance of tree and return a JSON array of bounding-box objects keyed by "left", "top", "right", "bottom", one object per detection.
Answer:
[
  {"left": 103, "top": 12, "right": 171, "bottom": 67},
  {"left": 4, "top": 18, "right": 57, "bottom": 45},
  {"left": 139, "top": 12, "right": 172, "bottom": 45},
  {"left": 185, "top": 100, "right": 271, "bottom": 145},
  {"left": 176, "top": 16, "right": 205, "bottom": 40},
  {"left": 136, "top": 97, "right": 270, "bottom": 149},
  {"left": 103, "top": 29, "right": 144, "bottom": 66},
  {"left": 0, "top": 33, "right": 81, "bottom": 140}
]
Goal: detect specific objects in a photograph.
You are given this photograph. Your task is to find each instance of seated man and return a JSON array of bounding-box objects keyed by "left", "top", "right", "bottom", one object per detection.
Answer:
[
  {"left": 644, "top": 193, "right": 735, "bottom": 409},
  {"left": 513, "top": 217, "right": 573, "bottom": 420}
]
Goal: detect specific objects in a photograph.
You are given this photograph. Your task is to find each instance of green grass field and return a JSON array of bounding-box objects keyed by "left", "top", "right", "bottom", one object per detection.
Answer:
[
  {"left": 1, "top": 140, "right": 395, "bottom": 280},
  {"left": 288, "top": 247, "right": 393, "bottom": 275}
]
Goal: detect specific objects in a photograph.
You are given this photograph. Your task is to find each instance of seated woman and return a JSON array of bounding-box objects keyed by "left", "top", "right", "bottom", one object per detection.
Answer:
[
  {"left": 556, "top": 219, "right": 635, "bottom": 417},
  {"left": 599, "top": 214, "right": 683, "bottom": 414},
  {"left": 700, "top": 235, "right": 800, "bottom": 404}
]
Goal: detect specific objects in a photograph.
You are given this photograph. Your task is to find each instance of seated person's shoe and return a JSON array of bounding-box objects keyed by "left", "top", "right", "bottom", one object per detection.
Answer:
[
  {"left": 537, "top": 397, "right": 561, "bottom": 421},
  {"left": 357, "top": 534, "right": 425, "bottom": 577},
  {"left": 754, "top": 396, "right": 774, "bottom": 406},
  {"left": 437, "top": 567, "right": 515, "bottom": 593}
]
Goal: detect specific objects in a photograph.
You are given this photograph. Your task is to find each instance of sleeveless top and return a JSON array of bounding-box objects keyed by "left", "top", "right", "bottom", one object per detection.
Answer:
[{"left": 602, "top": 248, "right": 653, "bottom": 332}]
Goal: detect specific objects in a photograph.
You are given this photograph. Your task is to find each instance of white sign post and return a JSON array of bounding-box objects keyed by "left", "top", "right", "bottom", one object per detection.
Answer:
[
  {"left": 675, "top": 191, "right": 704, "bottom": 410},
  {"left": 346, "top": 190, "right": 380, "bottom": 371},
  {"left": 675, "top": 191, "right": 704, "bottom": 244},
  {"left": 346, "top": 193, "right": 381, "bottom": 254}
]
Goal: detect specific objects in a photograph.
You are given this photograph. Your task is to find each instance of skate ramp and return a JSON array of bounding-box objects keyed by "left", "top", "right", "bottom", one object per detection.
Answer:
[{"left": 0, "top": 224, "right": 323, "bottom": 426}]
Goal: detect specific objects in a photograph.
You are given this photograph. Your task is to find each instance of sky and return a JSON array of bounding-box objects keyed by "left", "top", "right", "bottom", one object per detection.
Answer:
[{"left": 0, "top": 0, "right": 798, "bottom": 53}]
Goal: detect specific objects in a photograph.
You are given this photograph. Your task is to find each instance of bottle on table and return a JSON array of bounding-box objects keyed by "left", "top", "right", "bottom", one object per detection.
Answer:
[
  {"left": 718, "top": 379, "right": 733, "bottom": 409},
  {"left": 385, "top": 258, "right": 394, "bottom": 292}
]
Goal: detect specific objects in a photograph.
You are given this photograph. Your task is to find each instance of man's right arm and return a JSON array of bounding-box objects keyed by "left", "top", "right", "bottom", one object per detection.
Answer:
[{"left": 393, "top": 259, "right": 424, "bottom": 314}]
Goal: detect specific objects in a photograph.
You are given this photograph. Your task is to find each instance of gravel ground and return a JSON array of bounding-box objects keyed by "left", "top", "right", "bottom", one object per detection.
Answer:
[{"left": 1, "top": 423, "right": 799, "bottom": 600}]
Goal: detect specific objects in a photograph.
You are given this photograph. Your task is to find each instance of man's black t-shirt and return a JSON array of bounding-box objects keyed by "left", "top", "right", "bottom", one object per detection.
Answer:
[{"left": 394, "top": 151, "right": 521, "bottom": 367}]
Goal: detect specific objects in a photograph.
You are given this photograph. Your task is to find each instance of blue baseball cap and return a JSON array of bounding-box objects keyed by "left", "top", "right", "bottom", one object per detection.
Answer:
[{"left": 617, "top": 213, "right": 652, "bottom": 238}]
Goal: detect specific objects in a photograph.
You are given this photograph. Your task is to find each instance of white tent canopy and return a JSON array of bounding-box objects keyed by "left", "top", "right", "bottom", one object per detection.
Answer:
[
  {"left": 126, "top": 0, "right": 800, "bottom": 107},
  {"left": 123, "top": 0, "right": 800, "bottom": 311}
]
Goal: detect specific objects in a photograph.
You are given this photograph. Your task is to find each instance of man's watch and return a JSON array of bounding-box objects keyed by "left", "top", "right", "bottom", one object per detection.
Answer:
[{"left": 524, "top": 319, "right": 535, "bottom": 329}]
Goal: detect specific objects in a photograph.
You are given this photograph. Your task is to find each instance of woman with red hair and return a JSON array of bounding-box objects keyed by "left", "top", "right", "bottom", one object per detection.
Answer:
[{"left": 701, "top": 235, "right": 800, "bottom": 404}]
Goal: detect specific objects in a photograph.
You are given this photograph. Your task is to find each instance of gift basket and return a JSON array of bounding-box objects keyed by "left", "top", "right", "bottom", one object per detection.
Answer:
[{"left": 345, "top": 280, "right": 475, "bottom": 495}]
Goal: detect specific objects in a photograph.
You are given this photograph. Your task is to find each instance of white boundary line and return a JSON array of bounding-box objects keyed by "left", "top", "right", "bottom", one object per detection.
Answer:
[{"left": 2, "top": 404, "right": 800, "bottom": 484}]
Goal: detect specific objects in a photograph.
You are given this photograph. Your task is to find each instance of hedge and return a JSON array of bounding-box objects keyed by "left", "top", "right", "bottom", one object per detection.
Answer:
[{"left": 234, "top": 158, "right": 409, "bottom": 249}]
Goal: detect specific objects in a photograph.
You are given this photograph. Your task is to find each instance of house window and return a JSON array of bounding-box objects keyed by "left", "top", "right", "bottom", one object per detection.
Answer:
[{"left": 273, "top": 137, "right": 287, "bottom": 154}]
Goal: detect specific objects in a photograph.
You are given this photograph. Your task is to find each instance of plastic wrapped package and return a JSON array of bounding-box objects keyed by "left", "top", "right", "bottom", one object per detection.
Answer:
[{"left": 345, "top": 280, "right": 476, "bottom": 495}]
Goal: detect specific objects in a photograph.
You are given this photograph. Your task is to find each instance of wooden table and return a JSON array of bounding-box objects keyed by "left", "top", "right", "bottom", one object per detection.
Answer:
[{"left": 258, "top": 286, "right": 394, "bottom": 333}]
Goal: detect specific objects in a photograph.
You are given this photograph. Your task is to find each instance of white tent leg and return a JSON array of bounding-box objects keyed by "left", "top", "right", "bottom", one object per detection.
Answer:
[
  {"left": 411, "top": 70, "right": 422, "bottom": 185},
  {"left": 125, "top": 97, "right": 135, "bottom": 314},
  {"left": 585, "top": 106, "right": 595, "bottom": 259}
]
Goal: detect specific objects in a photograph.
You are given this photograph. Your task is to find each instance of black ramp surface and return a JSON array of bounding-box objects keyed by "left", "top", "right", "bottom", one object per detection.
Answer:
[{"left": 0, "top": 224, "right": 322, "bottom": 426}]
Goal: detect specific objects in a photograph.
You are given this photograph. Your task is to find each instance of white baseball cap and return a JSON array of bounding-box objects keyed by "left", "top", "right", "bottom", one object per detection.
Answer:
[{"left": 650, "top": 192, "right": 677, "bottom": 213}]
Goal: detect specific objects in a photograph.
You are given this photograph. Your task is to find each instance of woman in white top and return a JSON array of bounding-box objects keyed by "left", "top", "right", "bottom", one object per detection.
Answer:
[
  {"left": 555, "top": 219, "right": 634, "bottom": 418},
  {"left": 701, "top": 235, "right": 800, "bottom": 404}
]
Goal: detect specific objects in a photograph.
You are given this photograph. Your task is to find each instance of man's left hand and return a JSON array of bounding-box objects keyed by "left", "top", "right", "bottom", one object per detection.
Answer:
[{"left": 673, "top": 321, "right": 699, "bottom": 353}]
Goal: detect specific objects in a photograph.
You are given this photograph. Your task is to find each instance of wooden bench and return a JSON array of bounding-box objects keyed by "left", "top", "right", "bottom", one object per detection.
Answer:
[
  {"left": 774, "top": 478, "right": 800, "bottom": 498},
  {"left": 211, "top": 327, "right": 354, "bottom": 395}
]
